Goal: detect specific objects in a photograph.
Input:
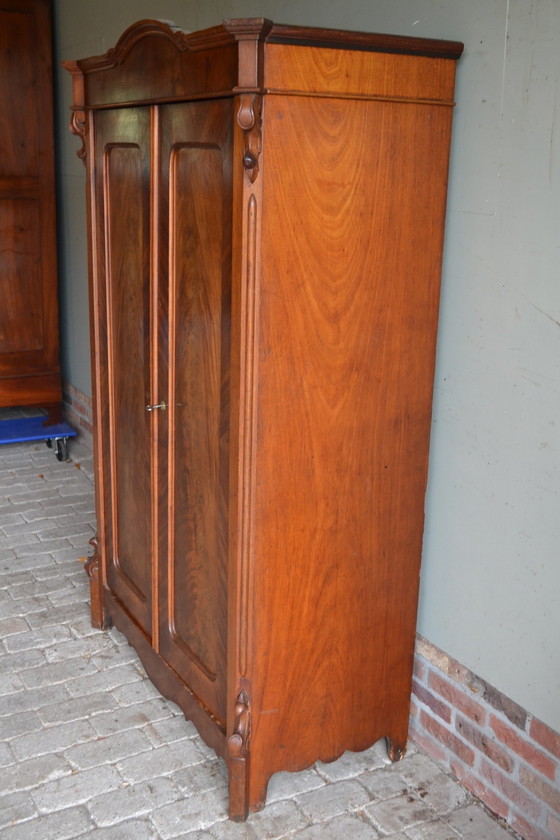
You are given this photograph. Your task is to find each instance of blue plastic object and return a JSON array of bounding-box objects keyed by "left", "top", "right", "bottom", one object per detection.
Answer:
[{"left": 0, "top": 415, "right": 77, "bottom": 460}]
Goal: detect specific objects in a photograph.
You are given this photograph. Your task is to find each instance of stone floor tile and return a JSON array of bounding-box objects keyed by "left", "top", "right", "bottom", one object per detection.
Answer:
[
  {"left": 315, "top": 740, "right": 390, "bottom": 783},
  {"left": 150, "top": 786, "right": 229, "bottom": 837},
  {"left": 0, "top": 570, "right": 35, "bottom": 588},
  {"left": 0, "top": 682, "right": 71, "bottom": 718},
  {"left": 289, "top": 813, "right": 381, "bottom": 840},
  {"left": 3, "top": 624, "right": 73, "bottom": 653},
  {"left": 358, "top": 766, "right": 410, "bottom": 801},
  {"left": 0, "top": 616, "right": 29, "bottom": 637},
  {"left": 0, "top": 709, "right": 43, "bottom": 741},
  {"left": 265, "top": 768, "right": 326, "bottom": 805},
  {"left": 32, "top": 765, "right": 123, "bottom": 813},
  {"left": 444, "top": 803, "right": 515, "bottom": 839},
  {"left": 1, "top": 753, "right": 72, "bottom": 795},
  {"left": 65, "top": 727, "right": 153, "bottom": 771},
  {"left": 244, "top": 799, "right": 308, "bottom": 839},
  {"left": 398, "top": 753, "right": 452, "bottom": 789},
  {"left": 0, "top": 648, "right": 45, "bottom": 674},
  {"left": 0, "top": 790, "right": 38, "bottom": 830},
  {"left": 17, "top": 655, "right": 98, "bottom": 689},
  {"left": 364, "top": 791, "right": 438, "bottom": 835},
  {"left": 0, "top": 804, "right": 93, "bottom": 839},
  {"left": 112, "top": 679, "right": 163, "bottom": 707},
  {"left": 295, "top": 778, "right": 371, "bottom": 821},
  {"left": 37, "top": 690, "right": 116, "bottom": 726},
  {"left": 25, "top": 601, "right": 90, "bottom": 629},
  {"left": 80, "top": 819, "right": 160, "bottom": 839},
  {"left": 70, "top": 615, "right": 106, "bottom": 639},
  {"left": 175, "top": 832, "right": 216, "bottom": 840},
  {"left": 64, "top": 663, "right": 145, "bottom": 698},
  {"left": 89, "top": 697, "right": 174, "bottom": 737},
  {"left": 171, "top": 757, "right": 228, "bottom": 797},
  {"left": 117, "top": 738, "right": 207, "bottom": 784},
  {"left": 414, "top": 772, "right": 471, "bottom": 816},
  {"left": 88, "top": 777, "right": 182, "bottom": 827},
  {"left": 0, "top": 671, "right": 24, "bottom": 695},
  {"left": 405, "top": 820, "right": 461, "bottom": 839},
  {"left": 0, "top": 740, "right": 14, "bottom": 767},
  {"left": 207, "top": 819, "right": 258, "bottom": 840},
  {"left": 10, "top": 717, "right": 97, "bottom": 761},
  {"left": 144, "top": 713, "right": 199, "bottom": 747}
]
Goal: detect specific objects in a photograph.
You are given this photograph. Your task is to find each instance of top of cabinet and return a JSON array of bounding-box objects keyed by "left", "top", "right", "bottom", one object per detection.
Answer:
[{"left": 64, "top": 18, "right": 463, "bottom": 111}]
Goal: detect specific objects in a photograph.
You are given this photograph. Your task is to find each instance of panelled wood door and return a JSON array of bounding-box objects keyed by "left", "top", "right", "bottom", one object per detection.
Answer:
[
  {"left": 0, "top": 0, "right": 61, "bottom": 411},
  {"left": 93, "top": 107, "right": 153, "bottom": 638},
  {"left": 93, "top": 100, "right": 232, "bottom": 724},
  {"left": 157, "top": 100, "right": 232, "bottom": 726}
]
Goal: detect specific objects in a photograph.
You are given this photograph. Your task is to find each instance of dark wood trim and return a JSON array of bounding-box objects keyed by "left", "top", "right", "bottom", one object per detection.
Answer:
[{"left": 266, "top": 22, "right": 464, "bottom": 59}]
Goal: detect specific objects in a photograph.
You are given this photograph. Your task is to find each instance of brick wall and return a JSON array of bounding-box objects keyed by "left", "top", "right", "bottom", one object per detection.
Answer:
[
  {"left": 411, "top": 635, "right": 560, "bottom": 840},
  {"left": 62, "top": 382, "right": 93, "bottom": 450}
]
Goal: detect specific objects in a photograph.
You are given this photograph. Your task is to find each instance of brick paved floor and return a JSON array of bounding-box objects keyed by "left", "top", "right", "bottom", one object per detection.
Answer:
[{"left": 0, "top": 437, "right": 518, "bottom": 839}]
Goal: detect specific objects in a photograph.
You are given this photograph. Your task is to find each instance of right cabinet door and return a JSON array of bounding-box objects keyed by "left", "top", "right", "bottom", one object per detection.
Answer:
[{"left": 156, "top": 100, "right": 234, "bottom": 727}]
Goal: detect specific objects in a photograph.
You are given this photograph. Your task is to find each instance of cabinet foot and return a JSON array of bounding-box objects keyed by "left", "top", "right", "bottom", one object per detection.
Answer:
[
  {"left": 84, "top": 537, "right": 112, "bottom": 630},
  {"left": 227, "top": 690, "right": 251, "bottom": 820},
  {"left": 386, "top": 736, "right": 407, "bottom": 762}
]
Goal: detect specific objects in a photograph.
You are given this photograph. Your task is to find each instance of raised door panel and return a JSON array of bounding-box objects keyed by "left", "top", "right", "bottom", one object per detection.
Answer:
[
  {"left": 94, "top": 109, "right": 153, "bottom": 637},
  {"left": 0, "top": 0, "right": 60, "bottom": 402},
  {"left": 157, "top": 101, "right": 233, "bottom": 724}
]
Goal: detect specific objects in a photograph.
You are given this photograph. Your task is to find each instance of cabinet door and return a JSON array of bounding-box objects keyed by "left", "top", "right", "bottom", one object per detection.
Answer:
[
  {"left": 92, "top": 108, "right": 153, "bottom": 638},
  {"left": 0, "top": 0, "right": 60, "bottom": 407},
  {"left": 156, "top": 101, "right": 233, "bottom": 724}
]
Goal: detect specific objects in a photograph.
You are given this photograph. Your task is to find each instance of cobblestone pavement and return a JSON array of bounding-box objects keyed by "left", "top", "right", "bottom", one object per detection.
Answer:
[{"left": 0, "top": 438, "right": 518, "bottom": 839}]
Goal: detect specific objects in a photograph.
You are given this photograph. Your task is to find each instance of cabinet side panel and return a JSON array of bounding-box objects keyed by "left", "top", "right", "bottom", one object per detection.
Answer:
[
  {"left": 100, "top": 117, "right": 152, "bottom": 635},
  {"left": 250, "top": 93, "right": 454, "bottom": 787}
]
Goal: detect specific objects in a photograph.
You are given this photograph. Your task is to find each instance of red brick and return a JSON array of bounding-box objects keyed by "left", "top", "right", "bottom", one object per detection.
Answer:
[
  {"left": 429, "top": 671, "right": 487, "bottom": 724},
  {"left": 419, "top": 709, "right": 475, "bottom": 766},
  {"left": 450, "top": 759, "right": 510, "bottom": 820},
  {"left": 413, "top": 679, "right": 452, "bottom": 723},
  {"left": 531, "top": 718, "right": 560, "bottom": 761},
  {"left": 481, "top": 760, "right": 542, "bottom": 820},
  {"left": 409, "top": 721, "right": 447, "bottom": 765},
  {"left": 511, "top": 813, "right": 550, "bottom": 840},
  {"left": 455, "top": 715, "right": 513, "bottom": 772},
  {"left": 491, "top": 716, "right": 557, "bottom": 780},
  {"left": 409, "top": 696, "right": 420, "bottom": 720},
  {"left": 548, "top": 811, "right": 560, "bottom": 839},
  {"left": 413, "top": 655, "right": 427, "bottom": 682},
  {"left": 520, "top": 765, "right": 560, "bottom": 815}
]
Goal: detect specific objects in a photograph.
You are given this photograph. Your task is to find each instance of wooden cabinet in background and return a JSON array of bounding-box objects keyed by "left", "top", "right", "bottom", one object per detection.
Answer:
[
  {"left": 66, "top": 19, "right": 462, "bottom": 820},
  {"left": 0, "top": 0, "right": 61, "bottom": 416}
]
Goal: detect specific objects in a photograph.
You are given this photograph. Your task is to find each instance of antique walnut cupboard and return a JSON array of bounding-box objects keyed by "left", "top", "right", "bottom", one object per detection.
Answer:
[{"left": 65, "top": 19, "right": 462, "bottom": 820}]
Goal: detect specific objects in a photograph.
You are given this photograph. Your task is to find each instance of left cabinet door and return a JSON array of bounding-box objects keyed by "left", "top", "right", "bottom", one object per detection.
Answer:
[{"left": 92, "top": 108, "right": 154, "bottom": 638}]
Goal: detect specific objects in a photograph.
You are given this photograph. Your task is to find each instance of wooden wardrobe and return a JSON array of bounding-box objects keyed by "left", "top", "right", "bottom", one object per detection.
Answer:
[
  {"left": 66, "top": 19, "right": 462, "bottom": 820},
  {"left": 0, "top": 0, "right": 61, "bottom": 417}
]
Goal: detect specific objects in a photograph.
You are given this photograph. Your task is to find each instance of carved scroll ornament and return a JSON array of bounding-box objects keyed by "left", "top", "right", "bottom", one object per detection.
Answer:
[
  {"left": 68, "top": 109, "right": 87, "bottom": 164},
  {"left": 237, "top": 93, "right": 262, "bottom": 183},
  {"left": 228, "top": 689, "right": 251, "bottom": 758}
]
